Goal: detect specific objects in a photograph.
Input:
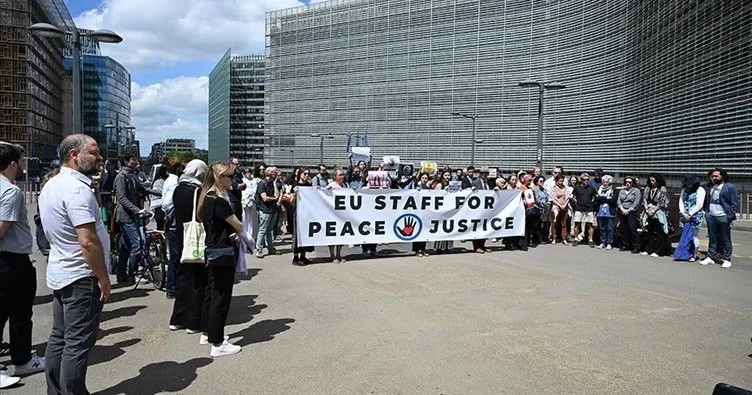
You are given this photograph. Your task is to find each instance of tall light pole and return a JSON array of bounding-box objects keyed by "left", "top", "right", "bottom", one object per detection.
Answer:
[
  {"left": 518, "top": 80, "right": 566, "bottom": 169},
  {"left": 288, "top": 149, "right": 296, "bottom": 170},
  {"left": 28, "top": 23, "right": 123, "bottom": 134},
  {"left": 451, "top": 112, "right": 479, "bottom": 166},
  {"left": 310, "top": 133, "right": 334, "bottom": 166}
]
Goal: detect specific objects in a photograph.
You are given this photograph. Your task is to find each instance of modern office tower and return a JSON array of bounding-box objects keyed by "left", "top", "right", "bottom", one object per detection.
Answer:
[
  {"left": 64, "top": 52, "right": 134, "bottom": 160},
  {"left": 208, "top": 49, "right": 265, "bottom": 166},
  {"left": 149, "top": 138, "right": 196, "bottom": 164},
  {"left": 0, "top": 0, "right": 74, "bottom": 167},
  {"left": 265, "top": 0, "right": 752, "bottom": 177}
]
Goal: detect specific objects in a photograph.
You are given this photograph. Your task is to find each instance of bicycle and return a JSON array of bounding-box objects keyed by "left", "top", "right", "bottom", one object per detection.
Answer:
[{"left": 132, "top": 212, "right": 167, "bottom": 291}]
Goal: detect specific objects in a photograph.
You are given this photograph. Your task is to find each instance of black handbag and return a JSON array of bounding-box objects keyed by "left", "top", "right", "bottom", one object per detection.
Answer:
[{"left": 205, "top": 246, "right": 236, "bottom": 267}]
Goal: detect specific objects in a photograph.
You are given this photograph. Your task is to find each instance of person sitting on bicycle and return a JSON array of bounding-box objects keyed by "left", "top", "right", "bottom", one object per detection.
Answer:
[{"left": 113, "top": 151, "right": 159, "bottom": 284}]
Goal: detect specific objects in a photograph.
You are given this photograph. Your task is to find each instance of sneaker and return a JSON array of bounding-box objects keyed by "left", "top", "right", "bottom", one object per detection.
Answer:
[
  {"left": 1, "top": 368, "right": 20, "bottom": 389},
  {"left": 572, "top": 241, "right": 579, "bottom": 247},
  {"left": 255, "top": 251, "right": 264, "bottom": 258},
  {"left": 168, "top": 324, "right": 184, "bottom": 331},
  {"left": 210, "top": 340, "right": 241, "bottom": 358},
  {"left": 640, "top": 251, "right": 648, "bottom": 256},
  {"left": 338, "top": 257, "right": 347, "bottom": 263},
  {"left": 300, "top": 257, "right": 313, "bottom": 266},
  {"left": 186, "top": 329, "right": 201, "bottom": 334},
  {"left": 650, "top": 253, "right": 659, "bottom": 258},
  {"left": 589, "top": 242, "right": 595, "bottom": 248},
  {"left": 598, "top": 244, "right": 605, "bottom": 249},
  {"left": 200, "top": 334, "right": 229, "bottom": 345},
  {"left": 721, "top": 260, "right": 732, "bottom": 269},
  {"left": 166, "top": 292, "right": 175, "bottom": 299},
  {"left": 699, "top": 257, "right": 714, "bottom": 266},
  {"left": 292, "top": 258, "right": 305, "bottom": 266},
  {"left": 14, "top": 354, "right": 45, "bottom": 376},
  {"left": 689, "top": 257, "right": 696, "bottom": 262},
  {"left": 606, "top": 245, "right": 613, "bottom": 250}
]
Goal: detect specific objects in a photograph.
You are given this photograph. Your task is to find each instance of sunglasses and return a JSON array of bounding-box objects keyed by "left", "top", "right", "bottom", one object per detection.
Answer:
[{"left": 625, "top": 180, "right": 633, "bottom": 184}]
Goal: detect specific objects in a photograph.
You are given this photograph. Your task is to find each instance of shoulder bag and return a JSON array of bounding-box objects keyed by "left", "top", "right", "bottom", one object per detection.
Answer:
[
  {"left": 203, "top": 194, "right": 237, "bottom": 267},
  {"left": 180, "top": 188, "right": 206, "bottom": 263}
]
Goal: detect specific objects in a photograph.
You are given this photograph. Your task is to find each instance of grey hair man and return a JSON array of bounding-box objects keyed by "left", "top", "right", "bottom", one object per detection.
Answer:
[
  {"left": 39, "top": 134, "right": 110, "bottom": 395},
  {"left": 255, "top": 166, "right": 280, "bottom": 257},
  {"left": 0, "top": 142, "right": 44, "bottom": 383}
]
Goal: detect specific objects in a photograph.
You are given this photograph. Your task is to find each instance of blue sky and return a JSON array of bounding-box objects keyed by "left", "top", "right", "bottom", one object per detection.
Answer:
[{"left": 68, "top": 0, "right": 321, "bottom": 155}]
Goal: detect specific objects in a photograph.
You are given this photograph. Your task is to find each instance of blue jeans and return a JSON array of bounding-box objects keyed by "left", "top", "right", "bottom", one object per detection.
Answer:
[
  {"left": 117, "top": 221, "right": 141, "bottom": 281},
  {"left": 706, "top": 215, "right": 732, "bottom": 261},
  {"left": 256, "top": 212, "right": 278, "bottom": 251},
  {"left": 597, "top": 217, "right": 614, "bottom": 245},
  {"left": 165, "top": 229, "right": 180, "bottom": 293},
  {"left": 45, "top": 277, "right": 103, "bottom": 395}
]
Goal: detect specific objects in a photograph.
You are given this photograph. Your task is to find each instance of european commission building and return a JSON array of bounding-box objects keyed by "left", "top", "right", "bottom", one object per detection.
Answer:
[{"left": 264, "top": 0, "right": 751, "bottom": 177}]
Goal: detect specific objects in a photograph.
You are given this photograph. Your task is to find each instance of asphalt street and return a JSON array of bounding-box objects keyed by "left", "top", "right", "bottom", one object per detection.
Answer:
[{"left": 3, "top": 201, "right": 752, "bottom": 394}]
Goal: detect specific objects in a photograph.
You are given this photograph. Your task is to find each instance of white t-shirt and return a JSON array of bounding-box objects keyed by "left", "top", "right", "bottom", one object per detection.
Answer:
[
  {"left": 708, "top": 183, "right": 725, "bottom": 217},
  {"left": 39, "top": 166, "right": 111, "bottom": 290}
]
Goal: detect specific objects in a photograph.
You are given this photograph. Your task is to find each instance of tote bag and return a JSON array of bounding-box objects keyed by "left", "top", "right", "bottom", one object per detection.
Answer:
[
  {"left": 672, "top": 224, "right": 695, "bottom": 261},
  {"left": 180, "top": 188, "right": 206, "bottom": 263}
]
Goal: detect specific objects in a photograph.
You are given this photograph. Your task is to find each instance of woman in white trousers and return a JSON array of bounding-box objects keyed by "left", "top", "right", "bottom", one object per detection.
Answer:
[{"left": 241, "top": 166, "right": 262, "bottom": 242}]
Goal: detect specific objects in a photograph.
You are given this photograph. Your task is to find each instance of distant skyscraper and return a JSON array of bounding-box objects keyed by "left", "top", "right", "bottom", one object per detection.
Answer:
[
  {"left": 0, "top": 0, "right": 74, "bottom": 167},
  {"left": 265, "top": 0, "right": 752, "bottom": 177},
  {"left": 208, "top": 49, "right": 265, "bottom": 165}
]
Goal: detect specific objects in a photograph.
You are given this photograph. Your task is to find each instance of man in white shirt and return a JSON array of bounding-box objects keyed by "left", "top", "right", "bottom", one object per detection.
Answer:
[
  {"left": 160, "top": 157, "right": 182, "bottom": 298},
  {"left": 39, "top": 134, "right": 110, "bottom": 394},
  {"left": 0, "top": 142, "right": 44, "bottom": 384}
]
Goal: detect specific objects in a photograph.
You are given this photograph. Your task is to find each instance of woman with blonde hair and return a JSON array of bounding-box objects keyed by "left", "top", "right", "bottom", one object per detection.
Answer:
[{"left": 197, "top": 161, "right": 244, "bottom": 357}]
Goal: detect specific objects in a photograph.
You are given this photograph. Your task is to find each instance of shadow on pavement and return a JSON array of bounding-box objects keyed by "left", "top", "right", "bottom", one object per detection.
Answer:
[
  {"left": 34, "top": 293, "right": 54, "bottom": 305},
  {"left": 228, "top": 318, "right": 295, "bottom": 347},
  {"left": 225, "top": 294, "right": 267, "bottom": 326},
  {"left": 100, "top": 305, "right": 147, "bottom": 323},
  {"left": 93, "top": 357, "right": 212, "bottom": 395},
  {"left": 106, "top": 288, "right": 153, "bottom": 304},
  {"left": 234, "top": 268, "right": 262, "bottom": 284},
  {"left": 89, "top": 338, "right": 141, "bottom": 367},
  {"left": 97, "top": 326, "right": 134, "bottom": 341}
]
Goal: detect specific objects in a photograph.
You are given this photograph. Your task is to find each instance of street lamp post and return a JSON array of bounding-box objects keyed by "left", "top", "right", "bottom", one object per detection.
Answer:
[
  {"left": 451, "top": 112, "right": 479, "bottom": 166},
  {"left": 28, "top": 23, "right": 123, "bottom": 133},
  {"left": 310, "top": 133, "right": 334, "bottom": 166},
  {"left": 518, "top": 80, "right": 566, "bottom": 169},
  {"left": 288, "top": 149, "right": 296, "bottom": 170}
]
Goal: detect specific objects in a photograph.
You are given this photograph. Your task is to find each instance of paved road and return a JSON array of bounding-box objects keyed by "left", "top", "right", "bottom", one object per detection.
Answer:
[{"left": 5, "top": 202, "right": 752, "bottom": 394}]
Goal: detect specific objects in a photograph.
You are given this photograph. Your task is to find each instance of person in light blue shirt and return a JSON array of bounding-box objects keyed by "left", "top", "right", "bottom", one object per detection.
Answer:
[{"left": 699, "top": 168, "right": 739, "bottom": 269}]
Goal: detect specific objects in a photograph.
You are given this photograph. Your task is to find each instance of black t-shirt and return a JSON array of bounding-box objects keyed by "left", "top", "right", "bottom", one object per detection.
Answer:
[
  {"left": 573, "top": 184, "right": 597, "bottom": 211},
  {"left": 173, "top": 183, "right": 199, "bottom": 249},
  {"left": 200, "top": 191, "right": 236, "bottom": 249},
  {"left": 256, "top": 179, "right": 279, "bottom": 214}
]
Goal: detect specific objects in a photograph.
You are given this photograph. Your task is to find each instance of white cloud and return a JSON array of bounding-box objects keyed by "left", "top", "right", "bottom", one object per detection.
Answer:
[
  {"left": 130, "top": 76, "right": 209, "bottom": 155},
  {"left": 74, "top": 0, "right": 307, "bottom": 69}
]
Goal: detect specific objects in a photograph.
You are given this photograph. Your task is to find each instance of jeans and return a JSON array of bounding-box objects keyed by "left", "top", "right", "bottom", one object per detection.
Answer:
[
  {"left": 45, "top": 277, "right": 103, "bottom": 395},
  {"left": 165, "top": 229, "right": 180, "bottom": 293},
  {"left": 706, "top": 214, "right": 733, "bottom": 261},
  {"left": 117, "top": 221, "right": 141, "bottom": 281},
  {"left": 597, "top": 217, "right": 614, "bottom": 245},
  {"left": 255, "top": 211, "right": 278, "bottom": 251},
  {"left": 0, "top": 252, "right": 35, "bottom": 365}
]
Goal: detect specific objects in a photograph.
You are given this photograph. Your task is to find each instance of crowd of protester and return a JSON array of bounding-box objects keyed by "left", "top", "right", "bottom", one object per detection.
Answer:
[{"left": 0, "top": 133, "right": 743, "bottom": 389}]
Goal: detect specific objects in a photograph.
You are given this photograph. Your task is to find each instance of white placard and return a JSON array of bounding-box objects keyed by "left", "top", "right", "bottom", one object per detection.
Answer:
[
  {"left": 351, "top": 146, "right": 371, "bottom": 162},
  {"left": 296, "top": 188, "right": 525, "bottom": 246}
]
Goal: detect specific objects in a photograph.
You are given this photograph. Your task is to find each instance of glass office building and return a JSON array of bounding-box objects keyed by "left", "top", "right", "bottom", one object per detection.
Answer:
[
  {"left": 208, "top": 49, "right": 265, "bottom": 165},
  {"left": 64, "top": 54, "right": 134, "bottom": 160},
  {"left": 265, "top": 0, "right": 751, "bottom": 177}
]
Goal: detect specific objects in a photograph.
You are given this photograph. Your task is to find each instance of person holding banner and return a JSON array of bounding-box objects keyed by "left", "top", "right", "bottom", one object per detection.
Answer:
[
  {"left": 432, "top": 169, "right": 454, "bottom": 254},
  {"left": 325, "top": 170, "right": 348, "bottom": 263},
  {"left": 291, "top": 169, "right": 314, "bottom": 266},
  {"left": 470, "top": 169, "right": 492, "bottom": 253},
  {"left": 521, "top": 174, "right": 541, "bottom": 250},
  {"left": 409, "top": 172, "right": 431, "bottom": 257}
]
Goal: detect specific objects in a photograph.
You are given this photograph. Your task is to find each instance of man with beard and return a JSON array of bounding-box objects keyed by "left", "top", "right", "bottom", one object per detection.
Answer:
[
  {"left": 699, "top": 168, "right": 739, "bottom": 269},
  {"left": 39, "top": 134, "right": 110, "bottom": 394}
]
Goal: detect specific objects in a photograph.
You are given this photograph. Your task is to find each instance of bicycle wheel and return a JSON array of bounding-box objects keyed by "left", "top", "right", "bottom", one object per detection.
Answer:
[{"left": 146, "top": 239, "right": 165, "bottom": 290}]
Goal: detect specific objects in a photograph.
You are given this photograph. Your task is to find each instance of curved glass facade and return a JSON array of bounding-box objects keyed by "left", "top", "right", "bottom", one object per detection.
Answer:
[
  {"left": 265, "top": 0, "right": 751, "bottom": 177},
  {"left": 65, "top": 54, "right": 133, "bottom": 160}
]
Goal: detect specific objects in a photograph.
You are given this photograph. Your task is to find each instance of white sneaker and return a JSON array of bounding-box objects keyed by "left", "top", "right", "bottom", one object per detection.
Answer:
[
  {"left": 606, "top": 245, "right": 613, "bottom": 250},
  {"left": 186, "top": 329, "right": 201, "bottom": 334},
  {"left": 210, "top": 340, "right": 241, "bottom": 358},
  {"left": 598, "top": 244, "right": 605, "bottom": 249},
  {"left": 650, "top": 253, "right": 659, "bottom": 258},
  {"left": 13, "top": 354, "right": 45, "bottom": 376},
  {"left": 699, "top": 257, "right": 714, "bottom": 266},
  {"left": 640, "top": 251, "right": 648, "bottom": 256},
  {"left": 199, "top": 334, "right": 229, "bottom": 345},
  {"left": 168, "top": 325, "right": 184, "bottom": 331},
  {"left": 1, "top": 366, "right": 20, "bottom": 389},
  {"left": 721, "top": 260, "right": 732, "bottom": 269},
  {"left": 689, "top": 257, "right": 696, "bottom": 262}
]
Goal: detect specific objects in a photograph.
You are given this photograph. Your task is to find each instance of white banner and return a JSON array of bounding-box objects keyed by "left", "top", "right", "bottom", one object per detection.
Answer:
[{"left": 296, "top": 188, "right": 525, "bottom": 247}]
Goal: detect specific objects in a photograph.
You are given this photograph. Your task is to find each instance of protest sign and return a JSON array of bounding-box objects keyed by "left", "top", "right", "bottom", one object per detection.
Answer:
[
  {"left": 398, "top": 163, "right": 415, "bottom": 178},
  {"left": 421, "top": 161, "right": 437, "bottom": 175},
  {"left": 351, "top": 146, "right": 371, "bottom": 162},
  {"left": 382, "top": 156, "right": 400, "bottom": 176},
  {"left": 446, "top": 181, "right": 462, "bottom": 192},
  {"left": 296, "top": 188, "right": 525, "bottom": 246}
]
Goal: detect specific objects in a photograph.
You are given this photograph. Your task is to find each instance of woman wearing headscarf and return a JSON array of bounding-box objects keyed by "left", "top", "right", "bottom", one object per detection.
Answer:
[
  {"left": 641, "top": 173, "right": 669, "bottom": 257},
  {"left": 168, "top": 160, "right": 209, "bottom": 335},
  {"left": 594, "top": 175, "right": 617, "bottom": 249},
  {"left": 678, "top": 174, "right": 706, "bottom": 261}
]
